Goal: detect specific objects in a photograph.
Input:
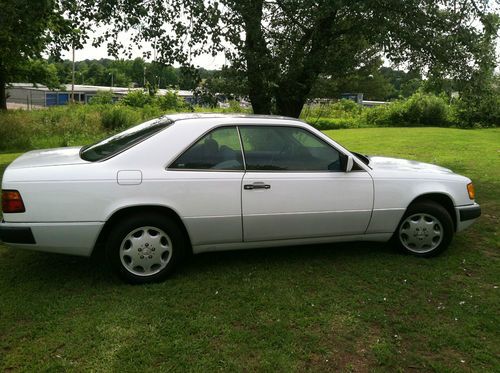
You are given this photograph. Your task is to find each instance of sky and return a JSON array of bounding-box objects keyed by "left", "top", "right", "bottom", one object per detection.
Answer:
[
  {"left": 61, "top": 29, "right": 227, "bottom": 69},
  {"left": 62, "top": 18, "right": 499, "bottom": 72}
]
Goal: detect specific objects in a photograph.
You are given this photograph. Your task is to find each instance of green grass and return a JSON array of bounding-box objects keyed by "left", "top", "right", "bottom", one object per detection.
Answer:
[{"left": 0, "top": 128, "right": 499, "bottom": 372}]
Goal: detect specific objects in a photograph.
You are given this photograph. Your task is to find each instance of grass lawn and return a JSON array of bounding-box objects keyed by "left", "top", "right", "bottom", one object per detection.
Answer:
[{"left": 0, "top": 127, "right": 499, "bottom": 372}]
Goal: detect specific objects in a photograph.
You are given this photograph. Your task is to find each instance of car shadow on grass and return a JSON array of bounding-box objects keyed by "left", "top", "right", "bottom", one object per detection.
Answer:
[
  {"left": 0, "top": 241, "right": 396, "bottom": 286},
  {"left": 184, "top": 241, "right": 393, "bottom": 271}
]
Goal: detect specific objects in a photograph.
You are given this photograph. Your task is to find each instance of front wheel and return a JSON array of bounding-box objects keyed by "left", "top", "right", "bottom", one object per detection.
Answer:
[
  {"left": 395, "top": 201, "right": 454, "bottom": 257},
  {"left": 105, "top": 214, "right": 187, "bottom": 284}
]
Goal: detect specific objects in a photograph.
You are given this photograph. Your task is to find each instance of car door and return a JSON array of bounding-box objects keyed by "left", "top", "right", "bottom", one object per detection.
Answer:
[
  {"left": 240, "top": 125, "right": 374, "bottom": 242},
  {"left": 168, "top": 126, "right": 245, "bottom": 246}
]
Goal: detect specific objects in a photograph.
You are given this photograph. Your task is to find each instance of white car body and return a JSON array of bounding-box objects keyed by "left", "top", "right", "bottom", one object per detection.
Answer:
[{"left": 0, "top": 114, "right": 480, "bottom": 257}]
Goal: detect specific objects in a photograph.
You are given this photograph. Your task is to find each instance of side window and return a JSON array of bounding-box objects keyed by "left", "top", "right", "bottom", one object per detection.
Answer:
[
  {"left": 170, "top": 127, "right": 244, "bottom": 170},
  {"left": 240, "top": 126, "right": 342, "bottom": 171}
]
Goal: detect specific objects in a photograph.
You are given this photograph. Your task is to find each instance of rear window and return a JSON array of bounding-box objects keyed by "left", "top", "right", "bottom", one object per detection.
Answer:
[{"left": 80, "top": 118, "right": 172, "bottom": 162}]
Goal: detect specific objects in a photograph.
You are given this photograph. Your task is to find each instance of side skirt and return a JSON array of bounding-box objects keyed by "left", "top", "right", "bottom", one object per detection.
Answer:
[{"left": 192, "top": 233, "right": 393, "bottom": 254}]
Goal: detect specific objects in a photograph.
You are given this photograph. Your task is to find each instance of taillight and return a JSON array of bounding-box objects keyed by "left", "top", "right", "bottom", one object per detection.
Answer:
[{"left": 1, "top": 190, "right": 26, "bottom": 213}]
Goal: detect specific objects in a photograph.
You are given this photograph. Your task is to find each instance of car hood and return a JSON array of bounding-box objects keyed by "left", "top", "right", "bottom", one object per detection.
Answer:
[
  {"left": 367, "top": 156, "right": 453, "bottom": 174},
  {"left": 7, "top": 147, "right": 88, "bottom": 169}
]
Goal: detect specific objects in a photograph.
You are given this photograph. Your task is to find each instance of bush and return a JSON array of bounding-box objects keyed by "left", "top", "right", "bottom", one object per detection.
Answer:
[
  {"left": 455, "top": 92, "right": 500, "bottom": 128},
  {"left": 100, "top": 106, "right": 142, "bottom": 131},
  {"left": 0, "top": 112, "right": 34, "bottom": 150},
  {"left": 89, "top": 90, "right": 114, "bottom": 105},
  {"left": 306, "top": 117, "right": 362, "bottom": 130},
  {"left": 363, "top": 92, "right": 454, "bottom": 127},
  {"left": 155, "top": 91, "right": 186, "bottom": 111},
  {"left": 301, "top": 99, "right": 364, "bottom": 120},
  {"left": 121, "top": 90, "right": 154, "bottom": 108}
]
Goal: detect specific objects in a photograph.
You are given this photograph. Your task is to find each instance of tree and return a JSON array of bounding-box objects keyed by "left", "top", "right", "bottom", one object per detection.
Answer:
[
  {"left": 0, "top": 0, "right": 77, "bottom": 109},
  {"left": 79, "top": 0, "right": 497, "bottom": 117},
  {"left": 455, "top": 13, "right": 500, "bottom": 127}
]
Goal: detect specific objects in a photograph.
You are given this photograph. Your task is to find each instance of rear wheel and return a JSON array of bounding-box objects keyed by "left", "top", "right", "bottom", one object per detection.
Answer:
[
  {"left": 106, "top": 214, "right": 187, "bottom": 284},
  {"left": 395, "top": 201, "right": 454, "bottom": 257}
]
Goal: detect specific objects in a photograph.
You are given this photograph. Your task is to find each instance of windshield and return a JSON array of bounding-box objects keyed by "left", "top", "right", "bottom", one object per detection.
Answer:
[{"left": 80, "top": 117, "right": 172, "bottom": 162}]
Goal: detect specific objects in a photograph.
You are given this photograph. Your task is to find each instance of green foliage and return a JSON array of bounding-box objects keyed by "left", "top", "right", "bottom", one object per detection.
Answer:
[
  {"left": 80, "top": 0, "right": 495, "bottom": 117},
  {"left": 227, "top": 100, "right": 245, "bottom": 113},
  {"left": 302, "top": 100, "right": 364, "bottom": 120},
  {"left": 363, "top": 93, "right": 454, "bottom": 127},
  {"left": 455, "top": 92, "right": 500, "bottom": 128},
  {"left": 305, "top": 117, "right": 362, "bottom": 130},
  {"left": 120, "top": 90, "right": 154, "bottom": 108},
  {"left": 0, "top": 105, "right": 102, "bottom": 151},
  {"left": 89, "top": 90, "right": 114, "bottom": 105},
  {"left": 100, "top": 105, "right": 141, "bottom": 131},
  {"left": 453, "top": 14, "right": 500, "bottom": 128},
  {"left": 156, "top": 91, "right": 186, "bottom": 111},
  {"left": 0, "top": 0, "right": 77, "bottom": 108},
  {"left": 0, "top": 114, "right": 33, "bottom": 150}
]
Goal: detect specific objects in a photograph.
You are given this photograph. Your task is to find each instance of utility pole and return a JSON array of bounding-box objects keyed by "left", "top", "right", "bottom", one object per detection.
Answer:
[
  {"left": 71, "top": 45, "right": 75, "bottom": 103},
  {"left": 143, "top": 66, "right": 146, "bottom": 87}
]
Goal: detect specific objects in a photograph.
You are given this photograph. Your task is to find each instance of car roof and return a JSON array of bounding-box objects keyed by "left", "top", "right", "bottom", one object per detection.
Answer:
[{"left": 162, "top": 113, "right": 303, "bottom": 124}]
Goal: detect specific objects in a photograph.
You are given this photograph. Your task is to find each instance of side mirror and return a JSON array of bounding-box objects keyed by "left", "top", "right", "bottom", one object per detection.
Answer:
[
  {"left": 337, "top": 153, "right": 355, "bottom": 172},
  {"left": 345, "top": 155, "right": 354, "bottom": 172}
]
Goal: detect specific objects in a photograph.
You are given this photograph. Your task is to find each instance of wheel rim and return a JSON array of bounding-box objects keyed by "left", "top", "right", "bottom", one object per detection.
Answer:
[
  {"left": 399, "top": 213, "right": 443, "bottom": 254},
  {"left": 119, "top": 226, "right": 173, "bottom": 277}
]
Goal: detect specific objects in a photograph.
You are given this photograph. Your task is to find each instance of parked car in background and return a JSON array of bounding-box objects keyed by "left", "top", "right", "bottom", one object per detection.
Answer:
[{"left": 0, "top": 114, "right": 481, "bottom": 283}]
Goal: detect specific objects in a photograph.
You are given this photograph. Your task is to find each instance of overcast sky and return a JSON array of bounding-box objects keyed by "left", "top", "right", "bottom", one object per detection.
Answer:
[
  {"left": 61, "top": 28, "right": 227, "bottom": 69},
  {"left": 62, "top": 21, "right": 499, "bottom": 71}
]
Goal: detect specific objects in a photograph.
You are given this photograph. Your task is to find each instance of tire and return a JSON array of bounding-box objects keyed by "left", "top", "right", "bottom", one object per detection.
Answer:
[
  {"left": 394, "top": 200, "right": 454, "bottom": 257},
  {"left": 105, "top": 213, "right": 187, "bottom": 284}
]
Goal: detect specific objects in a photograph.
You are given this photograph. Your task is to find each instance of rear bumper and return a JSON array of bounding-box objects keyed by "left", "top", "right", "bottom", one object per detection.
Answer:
[
  {"left": 0, "top": 221, "right": 103, "bottom": 257},
  {"left": 455, "top": 203, "right": 481, "bottom": 232},
  {"left": 0, "top": 225, "right": 36, "bottom": 244}
]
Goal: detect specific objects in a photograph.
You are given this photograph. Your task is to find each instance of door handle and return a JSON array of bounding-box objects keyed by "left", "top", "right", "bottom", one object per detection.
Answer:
[{"left": 244, "top": 183, "right": 271, "bottom": 190}]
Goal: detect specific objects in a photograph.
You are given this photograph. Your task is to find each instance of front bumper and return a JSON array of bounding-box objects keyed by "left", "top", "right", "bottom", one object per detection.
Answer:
[
  {"left": 455, "top": 203, "right": 481, "bottom": 232},
  {"left": 0, "top": 221, "right": 103, "bottom": 257}
]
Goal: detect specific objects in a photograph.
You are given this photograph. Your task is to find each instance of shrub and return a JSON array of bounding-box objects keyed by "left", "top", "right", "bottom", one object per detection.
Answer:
[
  {"left": 0, "top": 112, "right": 34, "bottom": 150},
  {"left": 306, "top": 117, "right": 361, "bottom": 130},
  {"left": 301, "top": 99, "right": 364, "bottom": 120},
  {"left": 455, "top": 91, "right": 500, "bottom": 128},
  {"left": 363, "top": 92, "right": 453, "bottom": 127},
  {"left": 89, "top": 90, "right": 114, "bottom": 105},
  {"left": 155, "top": 91, "right": 186, "bottom": 111},
  {"left": 100, "top": 106, "right": 142, "bottom": 131},
  {"left": 120, "top": 90, "right": 154, "bottom": 108}
]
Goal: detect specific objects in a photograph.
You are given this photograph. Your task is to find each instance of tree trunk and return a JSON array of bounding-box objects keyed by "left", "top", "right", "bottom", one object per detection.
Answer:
[
  {"left": 241, "top": 0, "right": 272, "bottom": 115},
  {"left": 275, "top": 93, "right": 306, "bottom": 118},
  {"left": 273, "top": 8, "right": 341, "bottom": 118},
  {"left": 0, "top": 75, "right": 6, "bottom": 110}
]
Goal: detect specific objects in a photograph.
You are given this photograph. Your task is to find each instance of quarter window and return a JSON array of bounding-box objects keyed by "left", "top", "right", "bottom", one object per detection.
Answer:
[
  {"left": 239, "top": 126, "right": 342, "bottom": 171},
  {"left": 170, "top": 127, "right": 244, "bottom": 170}
]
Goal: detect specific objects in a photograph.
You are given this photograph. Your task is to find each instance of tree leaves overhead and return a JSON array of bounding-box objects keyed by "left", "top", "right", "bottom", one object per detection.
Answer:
[
  {"left": 0, "top": 0, "right": 82, "bottom": 109},
  {"left": 75, "top": 0, "right": 496, "bottom": 116}
]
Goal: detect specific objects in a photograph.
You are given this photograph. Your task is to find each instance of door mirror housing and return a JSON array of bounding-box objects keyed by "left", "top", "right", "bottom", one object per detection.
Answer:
[
  {"left": 345, "top": 155, "right": 354, "bottom": 172},
  {"left": 339, "top": 153, "right": 354, "bottom": 172}
]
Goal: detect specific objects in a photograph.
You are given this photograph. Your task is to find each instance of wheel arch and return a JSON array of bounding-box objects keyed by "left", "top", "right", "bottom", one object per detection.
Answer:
[
  {"left": 91, "top": 205, "right": 193, "bottom": 257},
  {"left": 407, "top": 193, "right": 457, "bottom": 231}
]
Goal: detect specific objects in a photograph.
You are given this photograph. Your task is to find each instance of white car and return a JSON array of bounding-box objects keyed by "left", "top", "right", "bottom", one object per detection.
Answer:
[{"left": 0, "top": 114, "right": 481, "bottom": 283}]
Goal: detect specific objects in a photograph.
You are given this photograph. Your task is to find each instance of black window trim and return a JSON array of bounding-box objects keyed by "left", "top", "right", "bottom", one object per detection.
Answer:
[
  {"left": 167, "top": 124, "right": 246, "bottom": 172},
  {"left": 238, "top": 124, "right": 366, "bottom": 173},
  {"left": 166, "top": 123, "right": 367, "bottom": 173},
  {"left": 81, "top": 117, "right": 173, "bottom": 163}
]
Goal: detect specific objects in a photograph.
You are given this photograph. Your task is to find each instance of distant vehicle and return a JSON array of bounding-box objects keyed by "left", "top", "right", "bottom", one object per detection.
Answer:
[{"left": 0, "top": 114, "right": 481, "bottom": 283}]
